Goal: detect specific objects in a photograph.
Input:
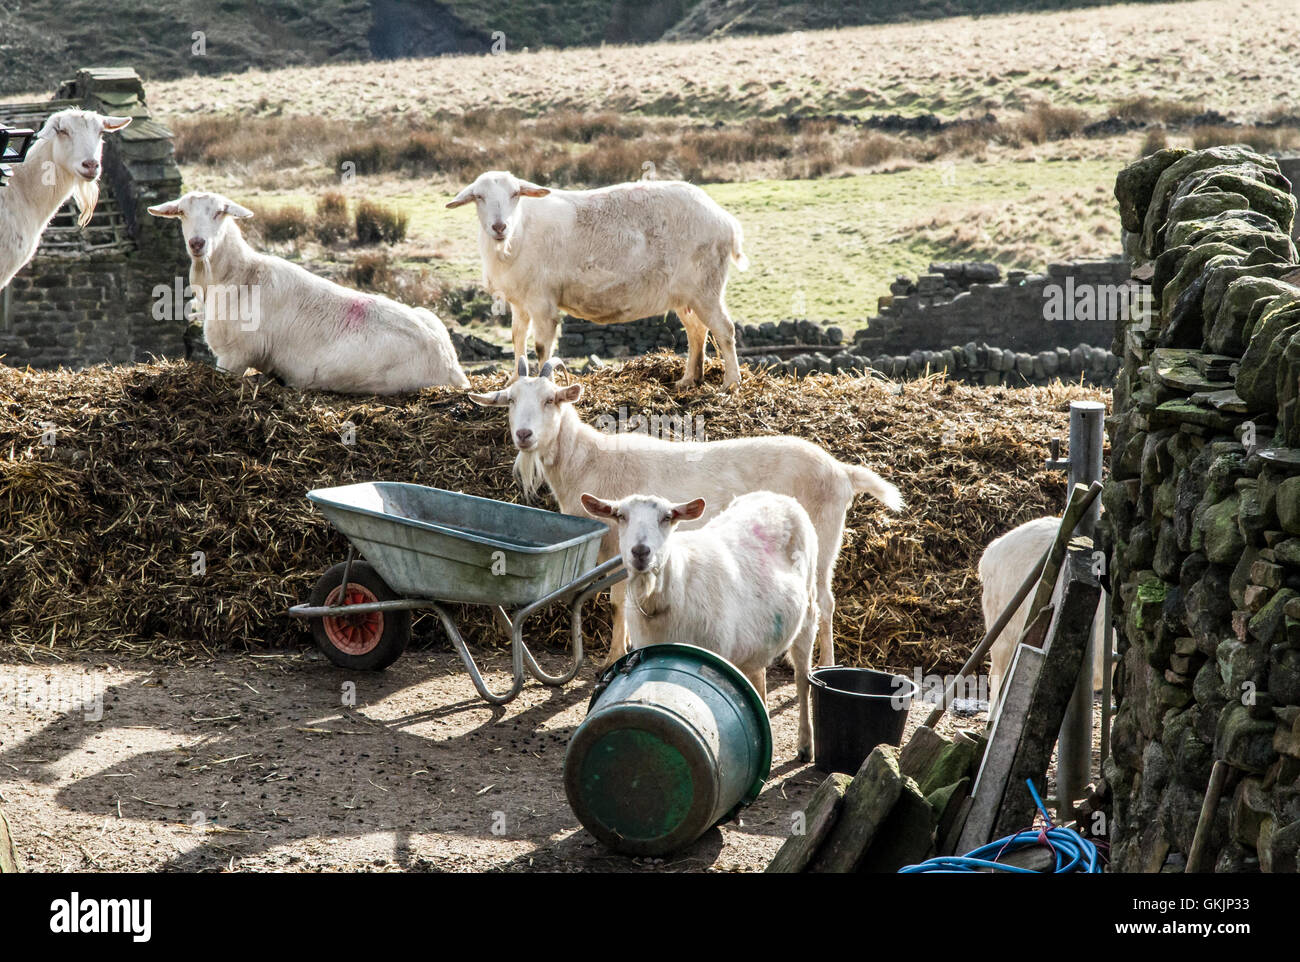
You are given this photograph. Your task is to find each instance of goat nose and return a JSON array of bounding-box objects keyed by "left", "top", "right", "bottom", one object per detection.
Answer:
[
  {"left": 630, "top": 545, "right": 651, "bottom": 562},
  {"left": 188, "top": 238, "right": 206, "bottom": 253},
  {"left": 492, "top": 221, "right": 507, "bottom": 234},
  {"left": 515, "top": 428, "right": 533, "bottom": 444}
]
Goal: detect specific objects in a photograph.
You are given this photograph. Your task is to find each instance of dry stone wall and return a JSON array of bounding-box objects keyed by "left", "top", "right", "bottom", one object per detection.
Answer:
[
  {"left": 1104, "top": 144, "right": 1300, "bottom": 873},
  {"left": 557, "top": 258, "right": 1127, "bottom": 386}
]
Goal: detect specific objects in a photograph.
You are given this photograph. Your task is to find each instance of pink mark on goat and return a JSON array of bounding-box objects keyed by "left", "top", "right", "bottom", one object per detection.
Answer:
[
  {"left": 749, "top": 522, "right": 777, "bottom": 575},
  {"left": 342, "top": 296, "right": 373, "bottom": 332}
]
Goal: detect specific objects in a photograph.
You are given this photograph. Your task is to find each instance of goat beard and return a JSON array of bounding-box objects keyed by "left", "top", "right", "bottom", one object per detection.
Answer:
[
  {"left": 513, "top": 449, "right": 544, "bottom": 502},
  {"left": 72, "top": 177, "right": 99, "bottom": 228},
  {"left": 189, "top": 255, "right": 215, "bottom": 316}
]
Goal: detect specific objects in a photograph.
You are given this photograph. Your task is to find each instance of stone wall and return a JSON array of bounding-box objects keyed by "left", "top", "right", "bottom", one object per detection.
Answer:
[
  {"left": 855, "top": 258, "right": 1130, "bottom": 355},
  {"left": 553, "top": 258, "right": 1126, "bottom": 385},
  {"left": 1103, "top": 144, "right": 1300, "bottom": 873},
  {"left": 0, "top": 69, "right": 189, "bottom": 369}
]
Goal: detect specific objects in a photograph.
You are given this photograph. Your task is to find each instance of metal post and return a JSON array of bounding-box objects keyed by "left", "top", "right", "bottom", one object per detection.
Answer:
[
  {"left": 1057, "top": 400, "right": 1105, "bottom": 821},
  {"left": 1099, "top": 590, "right": 1115, "bottom": 766}
]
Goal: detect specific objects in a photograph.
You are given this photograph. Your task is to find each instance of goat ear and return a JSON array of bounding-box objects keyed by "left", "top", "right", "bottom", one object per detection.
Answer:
[
  {"left": 446, "top": 185, "right": 476, "bottom": 209},
  {"left": 223, "top": 202, "right": 255, "bottom": 219},
  {"left": 581, "top": 493, "right": 614, "bottom": 518},
  {"left": 147, "top": 201, "right": 184, "bottom": 218},
  {"left": 36, "top": 115, "right": 62, "bottom": 140},
  {"left": 101, "top": 115, "right": 132, "bottom": 132},
  {"left": 556, "top": 383, "right": 583, "bottom": 404},
  {"left": 670, "top": 498, "right": 706, "bottom": 522},
  {"left": 468, "top": 390, "right": 509, "bottom": 407},
  {"left": 518, "top": 182, "right": 550, "bottom": 198}
]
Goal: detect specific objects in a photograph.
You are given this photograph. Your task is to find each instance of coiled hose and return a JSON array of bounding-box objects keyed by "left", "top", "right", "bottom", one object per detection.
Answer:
[{"left": 899, "top": 779, "right": 1103, "bottom": 873}]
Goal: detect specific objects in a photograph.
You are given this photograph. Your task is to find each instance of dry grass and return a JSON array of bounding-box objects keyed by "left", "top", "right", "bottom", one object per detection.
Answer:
[
  {"left": 1188, "top": 124, "right": 1300, "bottom": 154},
  {"left": 903, "top": 183, "right": 1121, "bottom": 267},
  {"left": 138, "top": 0, "right": 1299, "bottom": 127},
  {"left": 0, "top": 355, "right": 1105, "bottom": 674},
  {"left": 348, "top": 251, "right": 445, "bottom": 305}
]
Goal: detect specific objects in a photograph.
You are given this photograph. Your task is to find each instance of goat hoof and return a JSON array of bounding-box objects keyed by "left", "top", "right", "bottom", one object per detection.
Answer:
[
  {"left": 721, "top": 379, "right": 740, "bottom": 393},
  {"left": 673, "top": 377, "right": 698, "bottom": 391},
  {"left": 797, "top": 747, "right": 812, "bottom": 764}
]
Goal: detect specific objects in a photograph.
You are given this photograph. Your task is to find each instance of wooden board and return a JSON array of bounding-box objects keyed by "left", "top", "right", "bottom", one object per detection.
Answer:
[
  {"left": 956, "top": 644, "right": 1045, "bottom": 853},
  {"left": 992, "top": 545, "right": 1102, "bottom": 839}
]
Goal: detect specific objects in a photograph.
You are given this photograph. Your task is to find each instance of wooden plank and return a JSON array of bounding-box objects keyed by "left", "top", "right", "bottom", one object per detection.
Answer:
[
  {"left": 991, "top": 543, "right": 1102, "bottom": 839},
  {"left": 809, "top": 746, "right": 904, "bottom": 873},
  {"left": 858, "top": 776, "right": 935, "bottom": 872},
  {"left": 1022, "top": 483, "right": 1104, "bottom": 635},
  {"left": 898, "top": 725, "right": 949, "bottom": 781},
  {"left": 765, "top": 773, "right": 852, "bottom": 873},
  {"left": 956, "top": 644, "right": 1045, "bottom": 853},
  {"left": 0, "top": 806, "right": 21, "bottom": 873},
  {"left": 940, "top": 794, "right": 974, "bottom": 856}
]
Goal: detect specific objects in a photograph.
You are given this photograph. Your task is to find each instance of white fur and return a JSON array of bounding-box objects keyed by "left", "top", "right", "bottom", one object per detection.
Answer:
[
  {"left": 0, "top": 109, "right": 131, "bottom": 290},
  {"left": 448, "top": 169, "right": 749, "bottom": 391},
  {"left": 584, "top": 490, "right": 818, "bottom": 759},
  {"left": 469, "top": 370, "right": 903, "bottom": 670},
  {"left": 148, "top": 191, "right": 468, "bottom": 393},
  {"left": 980, "top": 515, "right": 1108, "bottom": 715}
]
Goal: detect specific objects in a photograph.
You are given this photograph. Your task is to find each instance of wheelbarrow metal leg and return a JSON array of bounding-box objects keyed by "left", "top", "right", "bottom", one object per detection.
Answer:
[
  {"left": 517, "top": 566, "right": 628, "bottom": 687},
  {"left": 428, "top": 602, "right": 526, "bottom": 706}
]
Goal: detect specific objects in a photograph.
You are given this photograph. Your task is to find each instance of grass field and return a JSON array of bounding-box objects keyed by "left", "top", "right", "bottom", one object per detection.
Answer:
[
  {"left": 15, "top": 0, "right": 1290, "bottom": 329},
  {"left": 243, "top": 155, "right": 1121, "bottom": 324},
  {"left": 130, "top": 0, "right": 1297, "bottom": 123}
]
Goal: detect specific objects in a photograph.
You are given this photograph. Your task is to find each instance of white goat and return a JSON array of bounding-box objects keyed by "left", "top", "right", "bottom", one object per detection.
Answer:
[
  {"left": 447, "top": 169, "right": 749, "bottom": 391},
  {"left": 980, "top": 515, "right": 1108, "bottom": 714},
  {"left": 583, "top": 490, "right": 818, "bottom": 759},
  {"left": 0, "top": 109, "right": 132, "bottom": 290},
  {"left": 148, "top": 191, "right": 468, "bottom": 393},
  {"left": 469, "top": 361, "right": 903, "bottom": 670}
]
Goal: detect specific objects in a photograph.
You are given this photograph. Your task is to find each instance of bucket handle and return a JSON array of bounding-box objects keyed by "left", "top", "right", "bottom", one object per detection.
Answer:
[{"left": 588, "top": 649, "right": 643, "bottom": 711}]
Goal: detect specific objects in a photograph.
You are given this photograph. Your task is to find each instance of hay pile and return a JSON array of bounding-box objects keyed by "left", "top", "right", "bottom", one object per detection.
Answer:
[{"left": 0, "top": 354, "right": 1107, "bottom": 672}]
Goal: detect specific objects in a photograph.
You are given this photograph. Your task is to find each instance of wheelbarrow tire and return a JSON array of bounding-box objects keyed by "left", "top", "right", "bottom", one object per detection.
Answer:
[{"left": 308, "top": 561, "right": 411, "bottom": 671}]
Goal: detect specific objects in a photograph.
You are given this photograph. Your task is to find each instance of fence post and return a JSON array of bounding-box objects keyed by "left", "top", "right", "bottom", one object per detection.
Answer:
[{"left": 1056, "top": 400, "right": 1105, "bottom": 821}]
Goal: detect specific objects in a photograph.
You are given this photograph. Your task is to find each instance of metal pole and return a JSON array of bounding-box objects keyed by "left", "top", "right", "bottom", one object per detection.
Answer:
[
  {"left": 1057, "top": 400, "right": 1105, "bottom": 821},
  {"left": 1099, "top": 590, "right": 1115, "bottom": 766}
]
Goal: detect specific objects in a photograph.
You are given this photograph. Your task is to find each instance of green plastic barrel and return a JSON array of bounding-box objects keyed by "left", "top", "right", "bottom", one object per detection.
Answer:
[{"left": 564, "top": 643, "right": 773, "bottom": 856}]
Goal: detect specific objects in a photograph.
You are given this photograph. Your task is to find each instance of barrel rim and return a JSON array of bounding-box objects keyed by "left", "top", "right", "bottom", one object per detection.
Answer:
[
  {"left": 594, "top": 643, "right": 773, "bottom": 808},
  {"left": 809, "top": 666, "right": 919, "bottom": 702}
]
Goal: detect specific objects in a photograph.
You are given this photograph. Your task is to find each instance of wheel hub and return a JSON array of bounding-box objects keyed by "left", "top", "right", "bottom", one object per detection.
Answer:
[{"left": 322, "top": 583, "right": 385, "bottom": 655}]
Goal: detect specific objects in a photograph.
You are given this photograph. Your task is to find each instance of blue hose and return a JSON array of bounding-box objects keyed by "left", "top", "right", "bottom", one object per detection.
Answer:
[{"left": 899, "top": 779, "right": 1103, "bottom": 873}]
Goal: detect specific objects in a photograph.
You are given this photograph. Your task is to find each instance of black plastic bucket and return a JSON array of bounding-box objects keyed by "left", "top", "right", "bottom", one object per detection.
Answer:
[{"left": 809, "top": 667, "right": 917, "bottom": 775}]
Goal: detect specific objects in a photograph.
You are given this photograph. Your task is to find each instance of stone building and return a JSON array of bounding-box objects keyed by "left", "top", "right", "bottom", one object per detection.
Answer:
[{"left": 0, "top": 68, "right": 188, "bottom": 369}]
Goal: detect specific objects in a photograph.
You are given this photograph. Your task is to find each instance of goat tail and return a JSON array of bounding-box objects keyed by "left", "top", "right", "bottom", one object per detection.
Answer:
[
  {"left": 845, "top": 464, "right": 904, "bottom": 512},
  {"left": 729, "top": 217, "right": 749, "bottom": 272}
]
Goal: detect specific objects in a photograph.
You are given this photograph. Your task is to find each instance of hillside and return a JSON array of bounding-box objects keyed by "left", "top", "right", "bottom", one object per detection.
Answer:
[{"left": 1, "top": 0, "right": 1187, "bottom": 97}]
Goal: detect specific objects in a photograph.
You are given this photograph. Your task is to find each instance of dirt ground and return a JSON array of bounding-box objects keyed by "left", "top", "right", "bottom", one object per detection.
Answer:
[{"left": 0, "top": 640, "right": 998, "bottom": 873}]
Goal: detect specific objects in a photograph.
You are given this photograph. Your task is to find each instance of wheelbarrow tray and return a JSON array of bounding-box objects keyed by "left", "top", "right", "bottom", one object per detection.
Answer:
[{"left": 307, "top": 481, "right": 608, "bottom": 607}]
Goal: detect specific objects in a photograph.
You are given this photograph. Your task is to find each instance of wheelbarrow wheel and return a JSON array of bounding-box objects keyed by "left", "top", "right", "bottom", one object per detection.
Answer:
[{"left": 308, "top": 561, "right": 411, "bottom": 671}]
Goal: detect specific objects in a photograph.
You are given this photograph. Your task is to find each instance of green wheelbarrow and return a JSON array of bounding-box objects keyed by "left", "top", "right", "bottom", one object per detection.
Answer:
[{"left": 288, "top": 481, "right": 626, "bottom": 705}]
